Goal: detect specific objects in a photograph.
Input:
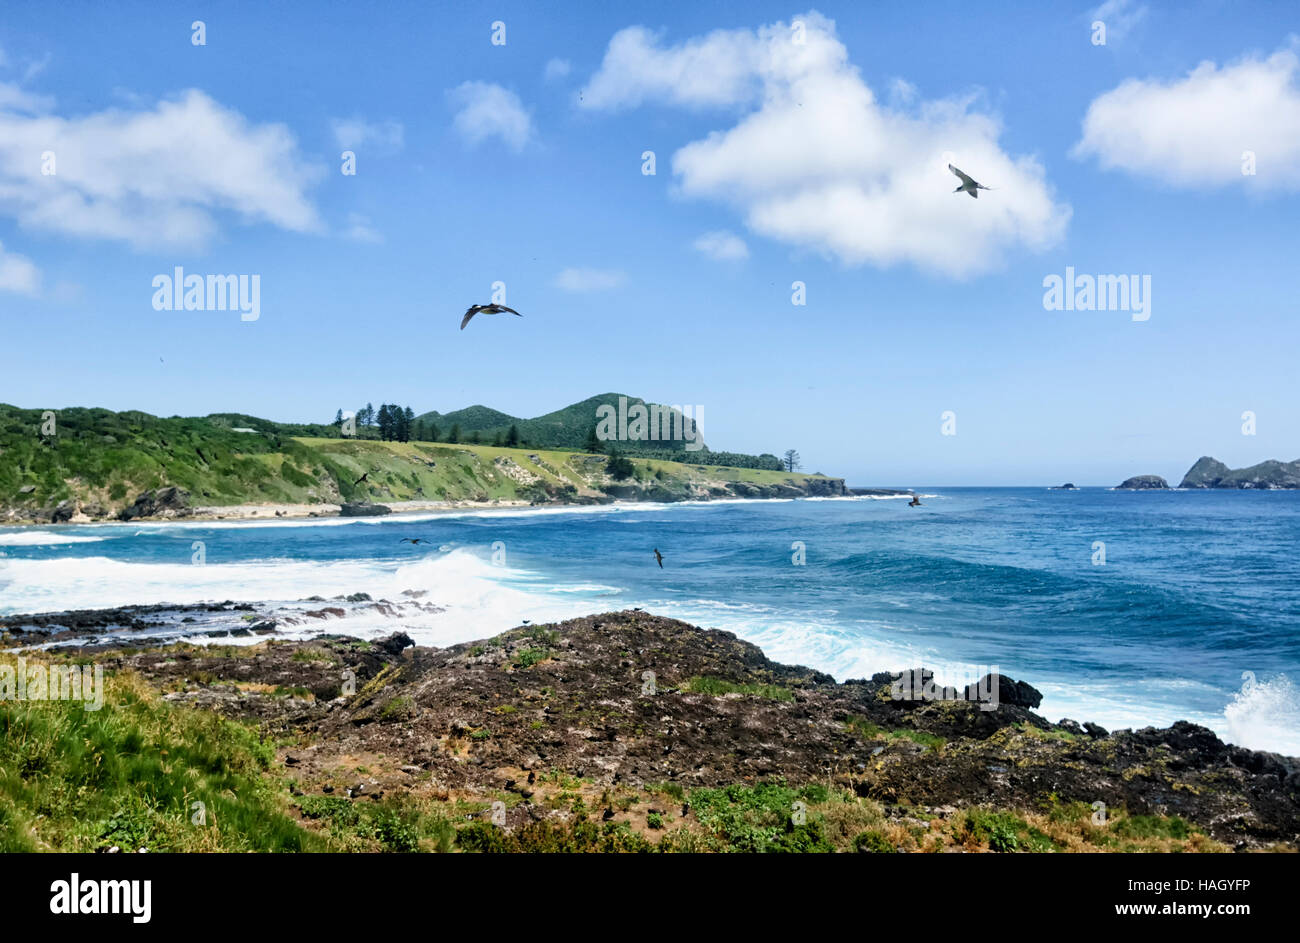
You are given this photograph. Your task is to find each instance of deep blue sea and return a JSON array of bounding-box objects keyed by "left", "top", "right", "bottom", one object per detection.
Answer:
[{"left": 2, "top": 489, "right": 1297, "bottom": 753}]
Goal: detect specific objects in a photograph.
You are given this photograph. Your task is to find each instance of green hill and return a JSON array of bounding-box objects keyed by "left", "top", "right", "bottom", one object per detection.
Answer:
[
  {"left": 0, "top": 403, "right": 842, "bottom": 523},
  {"left": 413, "top": 392, "right": 786, "bottom": 470}
]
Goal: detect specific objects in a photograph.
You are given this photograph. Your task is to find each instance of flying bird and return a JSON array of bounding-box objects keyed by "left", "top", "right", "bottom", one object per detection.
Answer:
[
  {"left": 908, "top": 495, "right": 922, "bottom": 507},
  {"left": 461, "top": 303, "right": 522, "bottom": 330},
  {"left": 399, "top": 538, "right": 432, "bottom": 545},
  {"left": 949, "top": 164, "right": 994, "bottom": 199},
  {"left": 352, "top": 472, "right": 369, "bottom": 486},
  {"left": 653, "top": 548, "right": 664, "bottom": 569}
]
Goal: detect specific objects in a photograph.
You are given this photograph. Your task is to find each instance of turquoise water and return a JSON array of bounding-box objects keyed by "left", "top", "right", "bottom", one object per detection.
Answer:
[{"left": 2, "top": 488, "right": 1297, "bottom": 752}]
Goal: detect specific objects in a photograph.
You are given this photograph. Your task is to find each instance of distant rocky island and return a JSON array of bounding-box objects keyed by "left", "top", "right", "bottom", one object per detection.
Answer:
[
  {"left": 1180, "top": 456, "right": 1300, "bottom": 489},
  {"left": 1117, "top": 456, "right": 1300, "bottom": 490},
  {"left": 1117, "top": 475, "right": 1169, "bottom": 490}
]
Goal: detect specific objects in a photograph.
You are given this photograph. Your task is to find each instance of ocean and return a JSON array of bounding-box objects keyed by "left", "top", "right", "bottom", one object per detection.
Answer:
[{"left": 1, "top": 488, "right": 1297, "bottom": 754}]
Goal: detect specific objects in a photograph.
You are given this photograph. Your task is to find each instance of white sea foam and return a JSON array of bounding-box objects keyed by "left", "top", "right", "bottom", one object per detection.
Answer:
[
  {"left": 1224, "top": 674, "right": 1300, "bottom": 755},
  {"left": 0, "top": 531, "right": 106, "bottom": 546}
]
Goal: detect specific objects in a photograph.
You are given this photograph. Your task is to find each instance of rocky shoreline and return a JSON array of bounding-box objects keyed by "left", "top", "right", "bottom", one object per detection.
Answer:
[{"left": 6, "top": 607, "right": 1296, "bottom": 851}]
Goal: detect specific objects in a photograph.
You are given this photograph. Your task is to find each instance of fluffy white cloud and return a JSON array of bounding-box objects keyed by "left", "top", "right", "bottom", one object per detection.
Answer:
[
  {"left": 580, "top": 12, "right": 1068, "bottom": 277},
  {"left": 693, "top": 230, "right": 749, "bottom": 261},
  {"left": 544, "top": 58, "right": 572, "bottom": 81},
  {"left": 1074, "top": 46, "right": 1300, "bottom": 189},
  {"left": 554, "top": 267, "right": 625, "bottom": 292},
  {"left": 0, "top": 88, "right": 322, "bottom": 251},
  {"left": 330, "top": 116, "right": 404, "bottom": 153},
  {"left": 0, "top": 240, "right": 39, "bottom": 295},
  {"left": 448, "top": 82, "right": 533, "bottom": 151}
]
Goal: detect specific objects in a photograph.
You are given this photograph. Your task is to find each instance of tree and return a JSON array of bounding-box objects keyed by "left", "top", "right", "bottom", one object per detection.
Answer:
[
  {"left": 377, "top": 404, "right": 395, "bottom": 441},
  {"left": 448, "top": 423, "right": 461, "bottom": 444},
  {"left": 357, "top": 403, "right": 375, "bottom": 428},
  {"left": 783, "top": 449, "right": 801, "bottom": 472},
  {"left": 505, "top": 424, "right": 519, "bottom": 448},
  {"left": 606, "top": 447, "right": 635, "bottom": 480},
  {"left": 468, "top": 430, "right": 480, "bottom": 444},
  {"left": 492, "top": 432, "right": 504, "bottom": 447},
  {"left": 428, "top": 422, "right": 440, "bottom": 442},
  {"left": 584, "top": 426, "right": 604, "bottom": 453},
  {"left": 333, "top": 409, "right": 343, "bottom": 427}
]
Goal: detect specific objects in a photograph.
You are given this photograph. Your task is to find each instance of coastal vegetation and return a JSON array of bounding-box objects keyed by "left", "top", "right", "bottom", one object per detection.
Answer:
[
  {"left": 0, "top": 401, "right": 841, "bottom": 522},
  {"left": 1, "top": 613, "right": 1289, "bottom": 854}
]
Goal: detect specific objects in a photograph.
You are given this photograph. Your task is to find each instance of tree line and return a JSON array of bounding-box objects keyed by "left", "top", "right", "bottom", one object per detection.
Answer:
[{"left": 332, "top": 404, "right": 523, "bottom": 447}]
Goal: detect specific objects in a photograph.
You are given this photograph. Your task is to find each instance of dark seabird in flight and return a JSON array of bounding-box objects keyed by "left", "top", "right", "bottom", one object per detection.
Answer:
[
  {"left": 399, "top": 537, "right": 433, "bottom": 545},
  {"left": 653, "top": 548, "right": 664, "bottom": 568},
  {"left": 908, "top": 495, "right": 922, "bottom": 507},
  {"left": 949, "top": 164, "right": 994, "bottom": 199},
  {"left": 353, "top": 471, "right": 370, "bottom": 486},
  {"left": 460, "top": 303, "right": 522, "bottom": 330}
]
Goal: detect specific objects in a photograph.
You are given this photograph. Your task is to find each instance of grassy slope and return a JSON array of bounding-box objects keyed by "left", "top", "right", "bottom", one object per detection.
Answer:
[{"left": 0, "top": 401, "right": 837, "bottom": 518}]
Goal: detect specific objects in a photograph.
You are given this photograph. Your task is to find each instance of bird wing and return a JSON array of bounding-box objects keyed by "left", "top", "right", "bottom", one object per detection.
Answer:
[
  {"left": 497, "top": 305, "right": 522, "bottom": 317},
  {"left": 460, "top": 307, "right": 478, "bottom": 330},
  {"left": 949, "top": 164, "right": 976, "bottom": 187},
  {"left": 969, "top": 189, "right": 978, "bottom": 199}
]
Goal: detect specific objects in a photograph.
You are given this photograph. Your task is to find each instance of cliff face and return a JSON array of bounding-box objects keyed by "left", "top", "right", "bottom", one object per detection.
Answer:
[{"left": 1180, "top": 456, "right": 1300, "bottom": 489}]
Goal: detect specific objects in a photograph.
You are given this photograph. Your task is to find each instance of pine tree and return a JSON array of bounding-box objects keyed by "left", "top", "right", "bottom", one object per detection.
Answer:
[
  {"left": 448, "top": 423, "right": 461, "bottom": 444},
  {"left": 505, "top": 424, "right": 520, "bottom": 448}
]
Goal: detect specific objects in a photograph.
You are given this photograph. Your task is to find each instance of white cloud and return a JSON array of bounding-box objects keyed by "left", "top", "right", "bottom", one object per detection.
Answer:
[
  {"left": 693, "top": 230, "right": 749, "bottom": 261},
  {"left": 544, "top": 58, "right": 572, "bottom": 81},
  {"left": 1074, "top": 45, "right": 1300, "bottom": 189},
  {"left": 554, "top": 267, "right": 625, "bottom": 292},
  {"left": 343, "top": 212, "right": 381, "bottom": 243},
  {"left": 447, "top": 82, "right": 533, "bottom": 151},
  {"left": 1089, "top": 0, "right": 1148, "bottom": 42},
  {"left": 579, "top": 12, "right": 1068, "bottom": 277},
  {"left": 330, "top": 116, "right": 404, "bottom": 153},
  {"left": 0, "top": 88, "right": 323, "bottom": 251},
  {"left": 0, "top": 240, "right": 39, "bottom": 295},
  {"left": 0, "top": 81, "right": 52, "bottom": 113}
]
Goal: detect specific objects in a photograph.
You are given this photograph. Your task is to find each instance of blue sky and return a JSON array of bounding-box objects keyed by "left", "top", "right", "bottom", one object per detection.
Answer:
[{"left": 0, "top": 1, "right": 1297, "bottom": 485}]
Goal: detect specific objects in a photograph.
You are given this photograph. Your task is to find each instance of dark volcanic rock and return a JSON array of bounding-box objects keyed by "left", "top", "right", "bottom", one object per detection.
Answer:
[
  {"left": 1179, "top": 455, "right": 1300, "bottom": 489},
  {"left": 26, "top": 611, "right": 1300, "bottom": 850},
  {"left": 118, "top": 486, "right": 192, "bottom": 521},
  {"left": 340, "top": 502, "right": 391, "bottom": 516},
  {"left": 1117, "top": 475, "right": 1169, "bottom": 490}
]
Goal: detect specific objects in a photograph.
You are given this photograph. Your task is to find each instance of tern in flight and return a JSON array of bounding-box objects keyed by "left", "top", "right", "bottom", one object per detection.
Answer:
[
  {"left": 461, "top": 303, "right": 522, "bottom": 330},
  {"left": 949, "top": 164, "right": 994, "bottom": 199},
  {"left": 653, "top": 548, "right": 664, "bottom": 568},
  {"left": 399, "top": 538, "right": 433, "bottom": 545}
]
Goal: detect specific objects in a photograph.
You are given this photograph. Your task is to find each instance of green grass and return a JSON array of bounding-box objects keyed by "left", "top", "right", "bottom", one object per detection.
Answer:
[
  {"left": 0, "top": 665, "right": 325, "bottom": 852},
  {"left": 684, "top": 676, "right": 795, "bottom": 702}
]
